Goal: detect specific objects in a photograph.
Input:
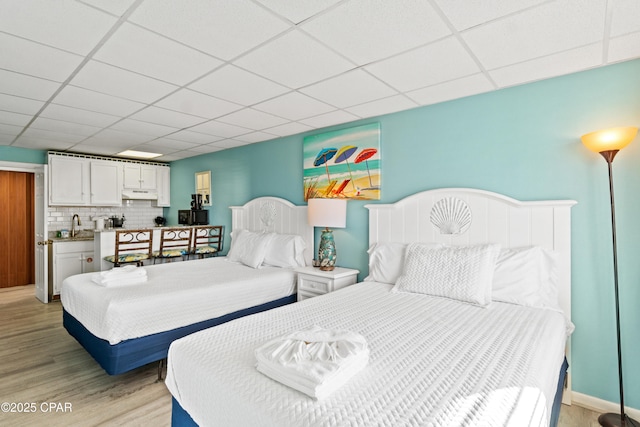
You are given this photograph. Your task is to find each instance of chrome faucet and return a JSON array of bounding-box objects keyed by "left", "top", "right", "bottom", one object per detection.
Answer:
[{"left": 71, "top": 214, "right": 81, "bottom": 238}]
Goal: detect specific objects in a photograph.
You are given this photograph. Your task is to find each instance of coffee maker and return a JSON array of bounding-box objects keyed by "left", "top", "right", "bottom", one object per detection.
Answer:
[{"left": 191, "top": 193, "right": 203, "bottom": 210}]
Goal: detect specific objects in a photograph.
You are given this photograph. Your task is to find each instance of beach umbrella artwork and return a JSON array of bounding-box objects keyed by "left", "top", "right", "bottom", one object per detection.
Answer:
[
  {"left": 354, "top": 148, "right": 378, "bottom": 189},
  {"left": 313, "top": 148, "right": 338, "bottom": 184},
  {"left": 334, "top": 145, "right": 358, "bottom": 192}
]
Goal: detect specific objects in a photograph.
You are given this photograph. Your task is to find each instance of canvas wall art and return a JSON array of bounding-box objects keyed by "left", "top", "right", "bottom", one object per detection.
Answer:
[{"left": 303, "top": 123, "right": 381, "bottom": 200}]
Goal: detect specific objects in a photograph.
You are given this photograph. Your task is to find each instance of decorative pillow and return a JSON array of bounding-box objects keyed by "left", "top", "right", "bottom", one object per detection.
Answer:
[
  {"left": 393, "top": 243, "right": 501, "bottom": 306},
  {"left": 364, "top": 242, "right": 442, "bottom": 284},
  {"left": 262, "top": 233, "right": 307, "bottom": 268},
  {"left": 227, "top": 230, "right": 273, "bottom": 269},
  {"left": 492, "top": 246, "right": 560, "bottom": 309}
]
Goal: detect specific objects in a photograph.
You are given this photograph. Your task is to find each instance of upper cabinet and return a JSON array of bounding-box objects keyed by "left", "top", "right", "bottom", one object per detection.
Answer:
[
  {"left": 123, "top": 164, "right": 157, "bottom": 190},
  {"left": 89, "top": 160, "right": 122, "bottom": 206},
  {"left": 48, "top": 153, "right": 170, "bottom": 207},
  {"left": 49, "top": 155, "right": 88, "bottom": 205}
]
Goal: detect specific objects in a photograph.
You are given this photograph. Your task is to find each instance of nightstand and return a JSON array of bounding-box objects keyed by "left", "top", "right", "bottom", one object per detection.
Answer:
[{"left": 295, "top": 266, "right": 359, "bottom": 301}]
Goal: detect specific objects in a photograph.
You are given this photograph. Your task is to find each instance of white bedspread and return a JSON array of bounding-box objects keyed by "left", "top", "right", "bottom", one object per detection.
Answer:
[
  {"left": 61, "top": 257, "right": 296, "bottom": 344},
  {"left": 165, "top": 281, "right": 569, "bottom": 427}
]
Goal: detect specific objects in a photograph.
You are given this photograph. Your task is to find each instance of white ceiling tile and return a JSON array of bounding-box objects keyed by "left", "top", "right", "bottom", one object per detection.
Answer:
[
  {"left": 264, "top": 121, "right": 314, "bottom": 137},
  {"left": 346, "top": 95, "right": 418, "bottom": 119},
  {"left": 407, "top": 73, "right": 494, "bottom": 106},
  {"left": 155, "top": 152, "right": 193, "bottom": 161},
  {"left": 0, "top": 123, "right": 23, "bottom": 137},
  {"left": 217, "top": 108, "right": 289, "bottom": 130},
  {"left": 0, "top": 134, "right": 14, "bottom": 145},
  {"left": 235, "top": 30, "right": 355, "bottom": 89},
  {"left": 0, "top": 0, "right": 117, "bottom": 55},
  {"left": 211, "top": 139, "right": 251, "bottom": 149},
  {"left": 129, "top": 106, "right": 206, "bottom": 128},
  {"left": 21, "top": 127, "right": 87, "bottom": 143},
  {"left": 78, "top": 0, "right": 137, "bottom": 17},
  {"left": 0, "top": 94, "right": 44, "bottom": 115},
  {"left": 0, "top": 33, "right": 83, "bottom": 82},
  {"left": 234, "top": 131, "right": 277, "bottom": 143},
  {"left": 0, "top": 70, "right": 61, "bottom": 101},
  {"left": 156, "top": 89, "right": 242, "bottom": 119},
  {"left": 608, "top": 32, "right": 640, "bottom": 63},
  {"left": 108, "top": 118, "right": 179, "bottom": 137},
  {"left": 434, "top": 0, "right": 548, "bottom": 31},
  {"left": 94, "top": 23, "right": 222, "bottom": 85},
  {"left": 52, "top": 85, "right": 145, "bottom": 117},
  {"left": 298, "top": 110, "right": 360, "bottom": 128},
  {"left": 189, "top": 120, "right": 252, "bottom": 138},
  {"left": 366, "top": 37, "right": 481, "bottom": 92},
  {"left": 83, "top": 128, "right": 152, "bottom": 145},
  {"left": 70, "top": 60, "right": 179, "bottom": 103},
  {"left": 610, "top": 0, "right": 640, "bottom": 36},
  {"left": 0, "top": 111, "right": 32, "bottom": 127},
  {"left": 39, "top": 104, "right": 120, "bottom": 128},
  {"left": 30, "top": 117, "right": 101, "bottom": 136},
  {"left": 302, "top": 0, "right": 450, "bottom": 66},
  {"left": 129, "top": 0, "right": 290, "bottom": 60},
  {"left": 188, "top": 65, "right": 290, "bottom": 105},
  {"left": 300, "top": 69, "right": 397, "bottom": 108},
  {"left": 187, "top": 144, "right": 226, "bottom": 154},
  {"left": 254, "top": 0, "right": 342, "bottom": 24},
  {"left": 165, "top": 129, "right": 223, "bottom": 144},
  {"left": 462, "top": 0, "right": 607, "bottom": 69},
  {"left": 491, "top": 44, "right": 603, "bottom": 88},
  {"left": 254, "top": 92, "right": 335, "bottom": 121},
  {"left": 12, "top": 136, "right": 76, "bottom": 151},
  {"left": 141, "top": 138, "right": 201, "bottom": 151},
  {"left": 129, "top": 143, "right": 175, "bottom": 155}
]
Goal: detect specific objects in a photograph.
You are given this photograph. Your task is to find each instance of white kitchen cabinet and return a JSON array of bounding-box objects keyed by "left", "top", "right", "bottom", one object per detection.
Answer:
[
  {"left": 48, "top": 240, "right": 95, "bottom": 300},
  {"left": 89, "top": 160, "right": 122, "bottom": 206},
  {"left": 123, "top": 163, "right": 157, "bottom": 190},
  {"left": 49, "top": 155, "right": 88, "bottom": 205},
  {"left": 155, "top": 166, "right": 170, "bottom": 207}
]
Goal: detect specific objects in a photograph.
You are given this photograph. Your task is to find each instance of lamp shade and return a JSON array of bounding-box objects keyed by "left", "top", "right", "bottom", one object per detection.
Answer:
[
  {"left": 307, "top": 198, "right": 347, "bottom": 228},
  {"left": 581, "top": 126, "right": 638, "bottom": 153}
]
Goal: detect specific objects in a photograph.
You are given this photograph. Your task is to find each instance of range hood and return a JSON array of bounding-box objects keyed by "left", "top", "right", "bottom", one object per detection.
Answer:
[{"left": 122, "top": 189, "right": 158, "bottom": 200}]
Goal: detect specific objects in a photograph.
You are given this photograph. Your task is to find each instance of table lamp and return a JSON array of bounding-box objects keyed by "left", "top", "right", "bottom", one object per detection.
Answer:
[{"left": 307, "top": 198, "right": 347, "bottom": 271}]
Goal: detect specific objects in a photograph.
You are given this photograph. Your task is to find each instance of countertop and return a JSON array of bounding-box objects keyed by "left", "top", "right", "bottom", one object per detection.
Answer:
[{"left": 49, "top": 230, "right": 95, "bottom": 242}]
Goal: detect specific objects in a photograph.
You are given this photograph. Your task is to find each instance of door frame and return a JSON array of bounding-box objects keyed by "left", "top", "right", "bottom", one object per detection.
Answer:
[{"left": 0, "top": 160, "right": 47, "bottom": 302}]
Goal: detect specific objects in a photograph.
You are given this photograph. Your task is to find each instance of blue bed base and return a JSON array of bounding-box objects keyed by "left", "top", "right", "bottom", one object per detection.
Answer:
[
  {"left": 170, "top": 358, "right": 569, "bottom": 427},
  {"left": 63, "top": 294, "right": 296, "bottom": 376}
]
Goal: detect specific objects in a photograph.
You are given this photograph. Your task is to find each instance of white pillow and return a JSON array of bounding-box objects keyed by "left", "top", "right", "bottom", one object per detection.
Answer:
[
  {"left": 262, "top": 233, "right": 307, "bottom": 268},
  {"left": 227, "top": 230, "right": 273, "bottom": 269},
  {"left": 393, "top": 243, "right": 501, "bottom": 306},
  {"left": 364, "top": 242, "right": 441, "bottom": 284},
  {"left": 492, "top": 246, "right": 560, "bottom": 309}
]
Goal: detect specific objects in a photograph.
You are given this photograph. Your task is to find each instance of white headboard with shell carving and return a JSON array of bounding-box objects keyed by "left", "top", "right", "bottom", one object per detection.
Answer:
[
  {"left": 365, "top": 187, "right": 576, "bottom": 403},
  {"left": 230, "top": 197, "right": 314, "bottom": 265}
]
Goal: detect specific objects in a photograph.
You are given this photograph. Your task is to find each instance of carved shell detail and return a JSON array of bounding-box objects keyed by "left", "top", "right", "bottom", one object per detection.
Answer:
[
  {"left": 430, "top": 197, "right": 472, "bottom": 235},
  {"left": 260, "top": 202, "right": 277, "bottom": 228}
]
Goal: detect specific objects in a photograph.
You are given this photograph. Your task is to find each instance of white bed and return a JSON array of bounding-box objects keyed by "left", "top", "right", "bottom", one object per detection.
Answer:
[
  {"left": 61, "top": 196, "right": 313, "bottom": 375},
  {"left": 165, "top": 188, "right": 576, "bottom": 426}
]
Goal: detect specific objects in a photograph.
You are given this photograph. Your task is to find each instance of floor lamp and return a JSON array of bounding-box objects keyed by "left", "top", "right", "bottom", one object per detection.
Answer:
[{"left": 581, "top": 126, "right": 639, "bottom": 427}]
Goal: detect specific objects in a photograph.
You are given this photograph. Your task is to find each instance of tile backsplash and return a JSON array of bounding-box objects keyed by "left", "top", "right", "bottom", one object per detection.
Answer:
[{"left": 48, "top": 200, "right": 163, "bottom": 232}]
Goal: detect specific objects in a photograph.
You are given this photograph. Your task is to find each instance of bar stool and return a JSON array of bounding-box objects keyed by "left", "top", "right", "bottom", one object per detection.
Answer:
[
  {"left": 190, "top": 226, "right": 223, "bottom": 259},
  {"left": 153, "top": 227, "right": 193, "bottom": 264},
  {"left": 104, "top": 229, "right": 154, "bottom": 267}
]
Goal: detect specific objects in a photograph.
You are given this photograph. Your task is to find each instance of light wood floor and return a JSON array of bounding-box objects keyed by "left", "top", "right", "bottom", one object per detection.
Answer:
[{"left": 0, "top": 285, "right": 601, "bottom": 427}]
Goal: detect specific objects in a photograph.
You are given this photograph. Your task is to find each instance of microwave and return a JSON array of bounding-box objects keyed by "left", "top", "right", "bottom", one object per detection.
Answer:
[{"left": 178, "top": 209, "right": 209, "bottom": 225}]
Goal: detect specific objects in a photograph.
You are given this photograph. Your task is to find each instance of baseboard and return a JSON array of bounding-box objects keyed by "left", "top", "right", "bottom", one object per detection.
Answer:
[{"left": 572, "top": 391, "right": 640, "bottom": 420}]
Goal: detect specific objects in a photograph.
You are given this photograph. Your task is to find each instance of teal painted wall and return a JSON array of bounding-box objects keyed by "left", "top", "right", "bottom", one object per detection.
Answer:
[
  {"left": 169, "top": 59, "right": 640, "bottom": 408},
  {"left": 0, "top": 146, "right": 47, "bottom": 164}
]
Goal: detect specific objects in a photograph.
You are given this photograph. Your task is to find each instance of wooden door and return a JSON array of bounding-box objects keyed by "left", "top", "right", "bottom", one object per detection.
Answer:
[{"left": 0, "top": 171, "right": 34, "bottom": 287}]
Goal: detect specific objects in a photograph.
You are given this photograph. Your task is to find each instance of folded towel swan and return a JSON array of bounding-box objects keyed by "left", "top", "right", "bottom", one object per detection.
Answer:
[{"left": 255, "top": 325, "right": 369, "bottom": 399}]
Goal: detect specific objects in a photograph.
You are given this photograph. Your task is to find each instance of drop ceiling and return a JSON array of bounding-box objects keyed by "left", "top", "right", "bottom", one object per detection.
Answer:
[{"left": 1, "top": 0, "right": 639, "bottom": 161}]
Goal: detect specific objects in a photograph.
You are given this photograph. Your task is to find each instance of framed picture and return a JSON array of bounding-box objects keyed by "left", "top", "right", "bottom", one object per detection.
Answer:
[{"left": 303, "top": 123, "right": 380, "bottom": 200}]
